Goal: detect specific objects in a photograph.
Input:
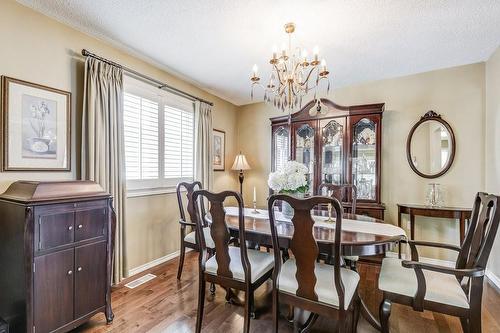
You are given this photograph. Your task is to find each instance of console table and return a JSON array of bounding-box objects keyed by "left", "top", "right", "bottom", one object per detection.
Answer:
[{"left": 397, "top": 203, "right": 472, "bottom": 258}]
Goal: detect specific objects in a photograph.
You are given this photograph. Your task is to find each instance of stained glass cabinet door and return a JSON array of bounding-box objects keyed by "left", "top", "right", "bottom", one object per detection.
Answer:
[
  {"left": 293, "top": 122, "right": 315, "bottom": 195},
  {"left": 350, "top": 115, "right": 381, "bottom": 202},
  {"left": 272, "top": 125, "right": 290, "bottom": 171},
  {"left": 319, "top": 118, "right": 346, "bottom": 190}
]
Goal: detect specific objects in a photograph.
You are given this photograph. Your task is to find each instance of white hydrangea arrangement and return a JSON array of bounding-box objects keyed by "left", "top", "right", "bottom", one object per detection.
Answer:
[{"left": 268, "top": 160, "right": 309, "bottom": 194}]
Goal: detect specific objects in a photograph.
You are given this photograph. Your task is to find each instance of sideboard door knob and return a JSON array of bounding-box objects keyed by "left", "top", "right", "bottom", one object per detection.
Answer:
[
  {"left": 77, "top": 267, "right": 83, "bottom": 272},
  {"left": 78, "top": 224, "right": 83, "bottom": 229},
  {"left": 68, "top": 226, "right": 73, "bottom": 231},
  {"left": 67, "top": 270, "right": 73, "bottom": 275}
]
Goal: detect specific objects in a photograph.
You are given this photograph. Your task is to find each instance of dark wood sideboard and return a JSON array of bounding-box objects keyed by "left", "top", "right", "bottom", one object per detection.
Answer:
[
  {"left": 397, "top": 203, "right": 472, "bottom": 258},
  {"left": 0, "top": 181, "right": 115, "bottom": 333}
]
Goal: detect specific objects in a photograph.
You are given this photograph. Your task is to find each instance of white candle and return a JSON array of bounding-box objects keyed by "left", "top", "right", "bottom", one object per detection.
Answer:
[
  {"left": 272, "top": 45, "right": 278, "bottom": 59},
  {"left": 252, "top": 64, "right": 258, "bottom": 77},
  {"left": 253, "top": 186, "right": 257, "bottom": 202},
  {"left": 313, "top": 46, "right": 319, "bottom": 62},
  {"left": 321, "top": 59, "right": 327, "bottom": 72}
]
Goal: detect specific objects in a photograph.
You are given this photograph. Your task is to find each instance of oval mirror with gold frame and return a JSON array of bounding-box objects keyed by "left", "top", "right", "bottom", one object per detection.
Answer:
[{"left": 406, "top": 111, "right": 456, "bottom": 179}]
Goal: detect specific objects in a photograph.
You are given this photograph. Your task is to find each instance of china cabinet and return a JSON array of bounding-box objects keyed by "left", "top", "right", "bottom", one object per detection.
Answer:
[{"left": 271, "top": 99, "right": 385, "bottom": 219}]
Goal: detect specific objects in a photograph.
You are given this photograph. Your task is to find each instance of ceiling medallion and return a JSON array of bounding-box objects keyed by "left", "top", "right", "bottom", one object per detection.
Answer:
[{"left": 250, "top": 22, "right": 331, "bottom": 115}]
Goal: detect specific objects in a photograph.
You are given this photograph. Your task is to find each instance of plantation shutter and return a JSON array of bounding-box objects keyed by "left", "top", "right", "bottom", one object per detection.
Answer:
[
  {"left": 164, "top": 105, "right": 194, "bottom": 179},
  {"left": 123, "top": 92, "right": 159, "bottom": 180}
]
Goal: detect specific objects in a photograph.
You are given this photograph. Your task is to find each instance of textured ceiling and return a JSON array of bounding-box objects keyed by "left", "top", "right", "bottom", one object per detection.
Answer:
[{"left": 17, "top": 0, "right": 500, "bottom": 105}]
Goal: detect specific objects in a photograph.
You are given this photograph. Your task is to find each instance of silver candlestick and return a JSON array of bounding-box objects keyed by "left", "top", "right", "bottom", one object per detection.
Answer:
[
  {"left": 324, "top": 203, "right": 334, "bottom": 223},
  {"left": 252, "top": 201, "right": 260, "bottom": 214}
]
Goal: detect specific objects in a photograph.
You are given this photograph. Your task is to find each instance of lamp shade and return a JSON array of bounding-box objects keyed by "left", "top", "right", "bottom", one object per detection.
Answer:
[{"left": 231, "top": 153, "right": 251, "bottom": 171}]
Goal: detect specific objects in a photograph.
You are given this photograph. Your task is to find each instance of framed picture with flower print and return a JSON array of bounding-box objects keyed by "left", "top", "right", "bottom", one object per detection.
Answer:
[
  {"left": 213, "top": 129, "right": 225, "bottom": 171},
  {"left": 1, "top": 76, "right": 71, "bottom": 171}
]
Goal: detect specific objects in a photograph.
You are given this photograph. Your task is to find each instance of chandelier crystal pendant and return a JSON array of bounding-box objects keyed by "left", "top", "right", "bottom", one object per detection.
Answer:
[{"left": 250, "top": 22, "right": 331, "bottom": 114}]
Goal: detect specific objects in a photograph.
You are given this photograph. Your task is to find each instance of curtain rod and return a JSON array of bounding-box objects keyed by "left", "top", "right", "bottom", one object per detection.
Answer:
[{"left": 81, "top": 49, "right": 214, "bottom": 106}]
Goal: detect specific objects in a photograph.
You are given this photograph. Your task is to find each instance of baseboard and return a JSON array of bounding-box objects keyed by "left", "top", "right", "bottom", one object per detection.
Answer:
[
  {"left": 386, "top": 251, "right": 500, "bottom": 289},
  {"left": 128, "top": 249, "right": 192, "bottom": 277},
  {"left": 486, "top": 269, "right": 500, "bottom": 290}
]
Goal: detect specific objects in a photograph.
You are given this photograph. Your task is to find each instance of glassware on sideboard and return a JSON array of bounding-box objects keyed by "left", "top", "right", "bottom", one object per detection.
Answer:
[{"left": 426, "top": 183, "right": 444, "bottom": 207}]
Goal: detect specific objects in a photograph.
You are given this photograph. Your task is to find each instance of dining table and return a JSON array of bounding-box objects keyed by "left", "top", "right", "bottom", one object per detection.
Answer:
[{"left": 205, "top": 206, "right": 407, "bottom": 331}]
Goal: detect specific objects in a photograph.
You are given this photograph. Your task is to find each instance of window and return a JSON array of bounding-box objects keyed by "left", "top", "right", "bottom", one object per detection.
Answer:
[{"left": 123, "top": 76, "right": 195, "bottom": 194}]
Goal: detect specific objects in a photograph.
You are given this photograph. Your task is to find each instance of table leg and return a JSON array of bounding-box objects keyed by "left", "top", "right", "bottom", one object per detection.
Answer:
[
  {"left": 398, "top": 211, "right": 402, "bottom": 259},
  {"left": 459, "top": 216, "right": 466, "bottom": 245},
  {"left": 410, "top": 213, "right": 415, "bottom": 242}
]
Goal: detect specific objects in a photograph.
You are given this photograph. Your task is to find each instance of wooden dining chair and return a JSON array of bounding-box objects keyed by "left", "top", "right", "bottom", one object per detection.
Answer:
[
  {"left": 319, "top": 183, "right": 359, "bottom": 270},
  {"left": 378, "top": 192, "right": 500, "bottom": 333},
  {"left": 318, "top": 183, "right": 357, "bottom": 214},
  {"left": 192, "top": 190, "right": 274, "bottom": 333},
  {"left": 175, "top": 181, "right": 215, "bottom": 280},
  {"left": 268, "top": 194, "right": 361, "bottom": 333}
]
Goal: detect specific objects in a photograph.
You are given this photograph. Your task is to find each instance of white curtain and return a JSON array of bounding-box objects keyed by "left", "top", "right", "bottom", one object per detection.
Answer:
[
  {"left": 194, "top": 101, "right": 214, "bottom": 190},
  {"left": 81, "top": 57, "right": 127, "bottom": 283}
]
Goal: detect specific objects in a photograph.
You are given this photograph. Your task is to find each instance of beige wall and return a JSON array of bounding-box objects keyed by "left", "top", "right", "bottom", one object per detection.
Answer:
[
  {"left": 485, "top": 46, "right": 500, "bottom": 278},
  {"left": 0, "top": 0, "right": 239, "bottom": 274},
  {"left": 238, "top": 63, "right": 486, "bottom": 260}
]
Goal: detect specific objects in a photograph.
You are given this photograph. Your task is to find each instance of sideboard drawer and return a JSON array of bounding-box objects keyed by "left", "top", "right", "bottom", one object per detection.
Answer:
[
  {"left": 35, "top": 211, "right": 75, "bottom": 252},
  {"left": 75, "top": 207, "right": 107, "bottom": 242}
]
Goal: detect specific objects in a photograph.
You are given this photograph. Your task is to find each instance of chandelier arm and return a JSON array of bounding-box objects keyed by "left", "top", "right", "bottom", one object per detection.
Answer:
[
  {"left": 282, "top": 61, "right": 289, "bottom": 75},
  {"left": 298, "top": 66, "right": 318, "bottom": 87},
  {"left": 273, "top": 64, "right": 286, "bottom": 85}
]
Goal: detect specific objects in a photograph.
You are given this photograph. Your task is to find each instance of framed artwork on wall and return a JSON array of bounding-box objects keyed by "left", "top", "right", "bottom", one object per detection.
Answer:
[
  {"left": 1, "top": 76, "right": 71, "bottom": 171},
  {"left": 213, "top": 129, "right": 225, "bottom": 171}
]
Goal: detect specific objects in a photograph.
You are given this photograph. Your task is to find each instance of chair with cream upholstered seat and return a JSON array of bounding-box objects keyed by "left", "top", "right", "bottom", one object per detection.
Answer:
[
  {"left": 378, "top": 192, "right": 500, "bottom": 333},
  {"left": 193, "top": 190, "right": 274, "bottom": 333},
  {"left": 268, "top": 194, "right": 361, "bottom": 333},
  {"left": 175, "top": 181, "right": 215, "bottom": 280},
  {"left": 318, "top": 183, "right": 359, "bottom": 270}
]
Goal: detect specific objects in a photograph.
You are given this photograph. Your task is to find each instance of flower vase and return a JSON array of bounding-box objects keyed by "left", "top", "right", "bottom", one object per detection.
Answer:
[{"left": 281, "top": 192, "right": 305, "bottom": 219}]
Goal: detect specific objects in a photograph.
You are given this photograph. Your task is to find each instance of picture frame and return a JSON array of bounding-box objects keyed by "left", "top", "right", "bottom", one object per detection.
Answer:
[
  {"left": 213, "top": 129, "right": 225, "bottom": 171},
  {"left": 1, "top": 76, "right": 71, "bottom": 171}
]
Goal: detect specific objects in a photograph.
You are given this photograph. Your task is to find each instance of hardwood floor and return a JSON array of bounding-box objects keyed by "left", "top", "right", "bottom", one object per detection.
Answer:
[{"left": 74, "top": 252, "right": 500, "bottom": 333}]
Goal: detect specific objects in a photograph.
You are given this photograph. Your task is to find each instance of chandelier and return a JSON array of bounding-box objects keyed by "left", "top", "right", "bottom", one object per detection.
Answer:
[{"left": 250, "top": 22, "right": 331, "bottom": 114}]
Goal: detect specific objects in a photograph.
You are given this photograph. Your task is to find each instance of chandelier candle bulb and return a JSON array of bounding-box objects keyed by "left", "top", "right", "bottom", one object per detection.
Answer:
[
  {"left": 253, "top": 186, "right": 257, "bottom": 202},
  {"left": 281, "top": 43, "right": 287, "bottom": 57},
  {"left": 252, "top": 64, "right": 258, "bottom": 76},
  {"left": 313, "top": 46, "right": 319, "bottom": 61},
  {"left": 272, "top": 45, "right": 278, "bottom": 59}
]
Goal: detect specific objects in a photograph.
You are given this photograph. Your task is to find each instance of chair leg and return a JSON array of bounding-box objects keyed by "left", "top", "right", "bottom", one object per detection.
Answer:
[
  {"left": 195, "top": 277, "right": 206, "bottom": 333},
  {"left": 243, "top": 289, "right": 252, "bottom": 333},
  {"left": 469, "top": 307, "right": 482, "bottom": 333},
  {"left": 225, "top": 288, "right": 234, "bottom": 303},
  {"left": 379, "top": 299, "right": 392, "bottom": 333},
  {"left": 299, "top": 313, "right": 318, "bottom": 333},
  {"left": 272, "top": 288, "right": 279, "bottom": 333},
  {"left": 460, "top": 317, "right": 469, "bottom": 333},
  {"left": 249, "top": 290, "right": 256, "bottom": 319},
  {"left": 352, "top": 295, "right": 361, "bottom": 332},
  {"left": 177, "top": 241, "right": 186, "bottom": 280},
  {"left": 286, "top": 305, "right": 295, "bottom": 322}
]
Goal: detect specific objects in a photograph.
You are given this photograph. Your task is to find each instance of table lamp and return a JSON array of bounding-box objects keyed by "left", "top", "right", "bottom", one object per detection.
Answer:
[{"left": 231, "top": 152, "right": 251, "bottom": 195}]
